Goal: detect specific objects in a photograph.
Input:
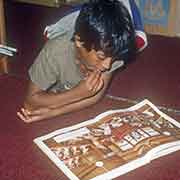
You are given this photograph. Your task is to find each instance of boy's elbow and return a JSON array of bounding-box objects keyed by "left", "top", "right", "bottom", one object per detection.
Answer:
[
  {"left": 23, "top": 98, "right": 34, "bottom": 111},
  {"left": 23, "top": 94, "right": 39, "bottom": 110}
]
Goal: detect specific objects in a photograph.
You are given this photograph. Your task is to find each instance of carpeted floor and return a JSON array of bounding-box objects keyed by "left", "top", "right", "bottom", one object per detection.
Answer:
[{"left": 0, "top": 1, "right": 180, "bottom": 180}]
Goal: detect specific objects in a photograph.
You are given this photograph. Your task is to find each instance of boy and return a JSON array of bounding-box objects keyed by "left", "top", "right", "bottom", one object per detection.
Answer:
[
  {"left": 17, "top": 0, "right": 136, "bottom": 123},
  {"left": 44, "top": 0, "right": 147, "bottom": 51}
]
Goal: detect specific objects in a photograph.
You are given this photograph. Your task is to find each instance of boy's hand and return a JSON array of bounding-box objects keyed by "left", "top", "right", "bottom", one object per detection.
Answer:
[
  {"left": 17, "top": 107, "right": 54, "bottom": 123},
  {"left": 78, "top": 69, "right": 104, "bottom": 98}
]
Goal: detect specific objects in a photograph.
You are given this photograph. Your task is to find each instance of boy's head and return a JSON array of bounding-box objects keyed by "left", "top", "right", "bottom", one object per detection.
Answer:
[{"left": 74, "top": 0, "right": 136, "bottom": 71}]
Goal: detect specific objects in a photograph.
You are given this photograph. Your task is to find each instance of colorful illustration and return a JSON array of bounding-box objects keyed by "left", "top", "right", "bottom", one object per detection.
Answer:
[{"left": 34, "top": 100, "right": 180, "bottom": 180}]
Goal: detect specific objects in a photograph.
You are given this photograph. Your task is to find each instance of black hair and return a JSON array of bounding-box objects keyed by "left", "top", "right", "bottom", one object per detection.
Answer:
[{"left": 74, "top": 0, "right": 136, "bottom": 65}]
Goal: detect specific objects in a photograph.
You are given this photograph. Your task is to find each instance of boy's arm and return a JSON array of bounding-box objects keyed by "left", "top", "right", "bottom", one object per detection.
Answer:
[
  {"left": 18, "top": 72, "right": 112, "bottom": 123},
  {"left": 24, "top": 69, "right": 105, "bottom": 110}
]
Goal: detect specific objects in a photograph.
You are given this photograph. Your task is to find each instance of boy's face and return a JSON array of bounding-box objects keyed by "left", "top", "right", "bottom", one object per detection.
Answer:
[{"left": 74, "top": 35, "right": 113, "bottom": 75}]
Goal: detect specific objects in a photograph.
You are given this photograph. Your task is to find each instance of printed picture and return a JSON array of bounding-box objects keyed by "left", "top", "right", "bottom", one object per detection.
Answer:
[{"left": 34, "top": 100, "right": 180, "bottom": 180}]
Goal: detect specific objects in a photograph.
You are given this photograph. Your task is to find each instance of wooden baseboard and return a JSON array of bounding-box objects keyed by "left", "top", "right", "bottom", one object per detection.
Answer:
[
  {"left": 0, "top": 56, "right": 10, "bottom": 74},
  {"left": 14, "top": 0, "right": 87, "bottom": 7},
  {"left": 14, "top": 0, "right": 63, "bottom": 7}
]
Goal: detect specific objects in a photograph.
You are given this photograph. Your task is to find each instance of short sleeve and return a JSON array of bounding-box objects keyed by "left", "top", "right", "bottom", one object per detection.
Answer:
[{"left": 29, "top": 41, "right": 60, "bottom": 90}]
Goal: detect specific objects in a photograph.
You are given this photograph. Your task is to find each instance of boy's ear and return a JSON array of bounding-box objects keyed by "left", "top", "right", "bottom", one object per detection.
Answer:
[
  {"left": 74, "top": 35, "right": 84, "bottom": 48},
  {"left": 75, "top": 40, "right": 82, "bottom": 48},
  {"left": 75, "top": 39, "right": 85, "bottom": 48}
]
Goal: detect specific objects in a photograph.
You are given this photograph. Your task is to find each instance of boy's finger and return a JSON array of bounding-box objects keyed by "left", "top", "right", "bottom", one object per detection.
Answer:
[
  {"left": 20, "top": 108, "right": 34, "bottom": 121},
  {"left": 93, "top": 77, "right": 104, "bottom": 92},
  {"left": 87, "top": 69, "right": 100, "bottom": 82},
  {"left": 17, "top": 111, "right": 29, "bottom": 122},
  {"left": 17, "top": 111, "right": 41, "bottom": 123},
  {"left": 28, "top": 109, "right": 42, "bottom": 116},
  {"left": 87, "top": 70, "right": 101, "bottom": 89},
  {"left": 91, "top": 71, "right": 103, "bottom": 91},
  {"left": 22, "top": 108, "right": 30, "bottom": 115}
]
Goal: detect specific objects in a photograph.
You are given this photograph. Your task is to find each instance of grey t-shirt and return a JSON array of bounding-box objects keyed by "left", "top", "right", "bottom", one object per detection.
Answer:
[{"left": 29, "top": 34, "right": 124, "bottom": 92}]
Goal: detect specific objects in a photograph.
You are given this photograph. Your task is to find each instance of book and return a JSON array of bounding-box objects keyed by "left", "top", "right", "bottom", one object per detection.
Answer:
[{"left": 34, "top": 99, "right": 180, "bottom": 180}]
